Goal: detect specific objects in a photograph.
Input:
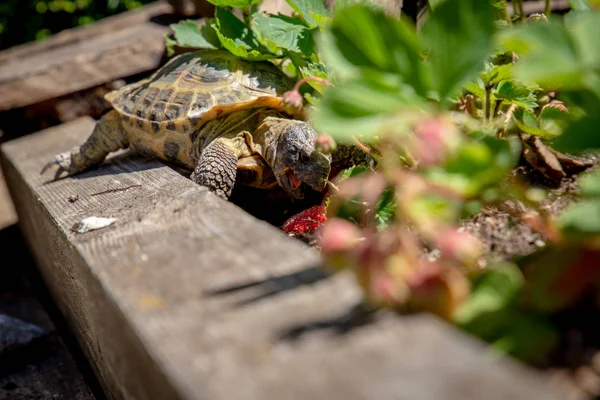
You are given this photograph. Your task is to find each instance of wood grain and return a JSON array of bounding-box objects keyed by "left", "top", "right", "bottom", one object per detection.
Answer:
[
  {"left": 0, "top": 1, "right": 173, "bottom": 65},
  {"left": 0, "top": 167, "right": 16, "bottom": 229},
  {"left": 1, "top": 117, "right": 563, "bottom": 400},
  {"left": 0, "top": 22, "right": 170, "bottom": 111}
]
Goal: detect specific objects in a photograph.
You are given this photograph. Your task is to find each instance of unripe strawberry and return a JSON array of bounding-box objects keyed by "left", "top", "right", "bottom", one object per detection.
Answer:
[
  {"left": 543, "top": 100, "right": 568, "bottom": 113},
  {"left": 409, "top": 116, "right": 460, "bottom": 168},
  {"left": 315, "top": 134, "right": 337, "bottom": 155},
  {"left": 282, "top": 89, "right": 304, "bottom": 114},
  {"left": 526, "top": 13, "right": 548, "bottom": 22},
  {"left": 435, "top": 227, "right": 484, "bottom": 270},
  {"left": 406, "top": 261, "right": 470, "bottom": 320},
  {"left": 318, "top": 218, "right": 364, "bottom": 271}
]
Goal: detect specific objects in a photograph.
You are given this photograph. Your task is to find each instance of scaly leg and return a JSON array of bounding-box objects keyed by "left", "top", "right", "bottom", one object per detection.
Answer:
[
  {"left": 41, "top": 110, "right": 129, "bottom": 180},
  {"left": 190, "top": 137, "right": 244, "bottom": 199}
]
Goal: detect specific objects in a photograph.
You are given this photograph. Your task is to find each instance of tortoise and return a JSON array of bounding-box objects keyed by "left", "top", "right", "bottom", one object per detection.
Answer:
[{"left": 41, "top": 49, "right": 337, "bottom": 200}]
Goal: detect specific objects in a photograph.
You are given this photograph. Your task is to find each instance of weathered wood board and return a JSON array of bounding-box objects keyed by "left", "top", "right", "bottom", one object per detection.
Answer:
[
  {"left": 1, "top": 117, "right": 564, "bottom": 400},
  {"left": 0, "top": 22, "right": 170, "bottom": 111},
  {"left": 0, "top": 168, "right": 16, "bottom": 229}
]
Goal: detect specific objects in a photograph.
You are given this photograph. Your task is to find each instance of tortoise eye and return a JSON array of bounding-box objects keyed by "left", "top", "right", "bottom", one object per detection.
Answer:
[{"left": 300, "top": 152, "right": 310, "bottom": 164}]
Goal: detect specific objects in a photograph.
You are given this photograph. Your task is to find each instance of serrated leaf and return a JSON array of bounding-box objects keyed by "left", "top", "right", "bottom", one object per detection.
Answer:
[
  {"left": 169, "top": 20, "right": 219, "bottom": 50},
  {"left": 495, "top": 80, "right": 537, "bottom": 110},
  {"left": 424, "top": 135, "right": 521, "bottom": 197},
  {"left": 569, "top": 0, "right": 591, "bottom": 10},
  {"left": 481, "top": 64, "right": 512, "bottom": 86},
  {"left": 322, "top": 5, "right": 426, "bottom": 95},
  {"left": 206, "top": 0, "right": 261, "bottom": 7},
  {"left": 579, "top": 169, "right": 600, "bottom": 197},
  {"left": 513, "top": 108, "right": 552, "bottom": 136},
  {"left": 551, "top": 113, "right": 600, "bottom": 153},
  {"left": 421, "top": 0, "right": 496, "bottom": 104},
  {"left": 251, "top": 13, "right": 314, "bottom": 55},
  {"left": 299, "top": 62, "right": 330, "bottom": 93},
  {"left": 285, "top": 0, "right": 329, "bottom": 27},
  {"left": 464, "top": 79, "right": 485, "bottom": 99},
  {"left": 311, "top": 72, "right": 425, "bottom": 141},
  {"left": 375, "top": 188, "right": 396, "bottom": 228},
  {"left": 558, "top": 199, "right": 600, "bottom": 235},
  {"left": 213, "top": 8, "right": 274, "bottom": 61},
  {"left": 454, "top": 262, "right": 524, "bottom": 325},
  {"left": 333, "top": 0, "right": 385, "bottom": 15},
  {"left": 569, "top": 11, "right": 600, "bottom": 69},
  {"left": 498, "top": 19, "right": 589, "bottom": 90},
  {"left": 539, "top": 104, "right": 571, "bottom": 133},
  {"left": 310, "top": 11, "right": 333, "bottom": 28}
]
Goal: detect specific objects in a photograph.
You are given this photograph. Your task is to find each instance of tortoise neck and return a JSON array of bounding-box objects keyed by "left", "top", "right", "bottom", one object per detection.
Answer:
[{"left": 192, "top": 108, "right": 285, "bottom": 160}]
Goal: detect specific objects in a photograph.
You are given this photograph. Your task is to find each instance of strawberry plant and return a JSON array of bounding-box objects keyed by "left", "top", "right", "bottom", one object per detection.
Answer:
[{"left": 167, "top": 0, "right": 600, "bottom": 365}]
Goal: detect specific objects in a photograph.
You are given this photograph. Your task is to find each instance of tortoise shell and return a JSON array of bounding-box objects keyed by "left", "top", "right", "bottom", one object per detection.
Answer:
[{"left": 105, "top": 49, "right": 295, "bottom": 133}]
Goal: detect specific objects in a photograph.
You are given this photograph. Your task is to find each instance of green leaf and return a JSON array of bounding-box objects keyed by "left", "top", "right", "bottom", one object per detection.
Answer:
[
  {"left": 495, "top": 80, "right": 537, "bottom": 110},
  {"left": 375, "top": 188, "right": 396, "bottom": 228},
  {"left": 455, "top": 262, "right": 559, "bottom": 363},
  {"left": 454, "top": 262, "right": 524, "bottom": 326},
  {"left": 569, "top": 11, "right": 600, "bottom": 69},
  {"left": 558, "top": 199, "right": 600, "bottom": 235},
  {"left": 428, "top": 0, "right": 446, "bottom": 10},
  {"left": 464, "top": 79, "right": 485, "bottom": 99},
  {"left": 285, "top": 0, "right": 329, "bottom": 27},
  {"left": 169, "top": 20, "right": 219, "bottom": 50},
  {"left": 579, "top": 169, "right": 600, "bottom": 197},
  {"left": 551, "top": 113, "right": 600, "bottom": 153},
  {"left": 311, "top": 73, "right": 425, "bottom": 141},
  {"left": 424, "top": 135, "right": 521, "bottom": 197},
  {"left": 487, "top": 312, "right": 559, "bottom": 363},
  {"left": 298, "top": 62, "right": 331, "bottom": 93},
  {"left": 484, "top": 64, "right": 513, "bottom": 85},
  {"left": 538, "top": 103, "right": 571, "bottom": 133},
  {"left": 322, "top": 5, "right": 426, "bottom": 95},
  {"left": 206, "top": 0, "right": 261, "bottom": 7},
  {"left": 513, "top": 108, "right": 550, "bottom": 137},
  {"left": 498, "top": 18, "right": 590, "bottom": 91},
  {"left": 251, "top": 13, "right": 314, "bottom": 55},
  {"left": 421, "top": 0, "right": 496, "bottom": 103},
  {"left": 338, "top": 165, "right": 370, "bottom": 180},
  {"left": 213, "top": 8, "right": 274, "bottom": 61},
  {"left": 333, "top": 0, "right": 385, "bottom": 15},
  {"left": 569, "top": 0, "right": 591, "bottom": 10}
]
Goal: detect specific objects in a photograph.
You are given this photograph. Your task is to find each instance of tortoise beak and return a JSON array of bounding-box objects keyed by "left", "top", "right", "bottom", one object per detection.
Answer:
[{"left": 279, "top": 168, "right": 304, "bottom": 199}]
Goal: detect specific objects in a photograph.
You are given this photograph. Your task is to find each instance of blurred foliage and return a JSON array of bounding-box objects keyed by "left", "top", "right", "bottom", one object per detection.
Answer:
[{"left": 0, "top": 0, "right": 156, "bottom": 50}]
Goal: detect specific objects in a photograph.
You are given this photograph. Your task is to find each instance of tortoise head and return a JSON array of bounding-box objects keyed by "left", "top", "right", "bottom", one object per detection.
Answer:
[{"left": 262, "top": 118, "right": 331, "bottom": 199}]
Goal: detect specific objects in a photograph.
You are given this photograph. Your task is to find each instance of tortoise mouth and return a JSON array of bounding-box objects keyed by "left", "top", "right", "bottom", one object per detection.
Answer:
[{"left": 280, "top": 168, "right": 304, "bottom": 199}]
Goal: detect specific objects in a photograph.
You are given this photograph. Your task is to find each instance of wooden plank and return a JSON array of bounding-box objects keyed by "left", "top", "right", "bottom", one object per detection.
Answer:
[
  {"left": 0, "top": 22, "right": 170, "bottom": 111},
  {"left": 1, "top": 117, "right": 563, "bottom": 400},
  {"left": 0, "top": 168, "right": 16, "bottom": 229},
  {"left": 0, "top": 1, "right": 173, "bottom": 65}
]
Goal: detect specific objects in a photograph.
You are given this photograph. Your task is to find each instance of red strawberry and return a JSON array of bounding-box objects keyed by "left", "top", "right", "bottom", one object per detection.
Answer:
[{"left": 282, "top": 205, "right": 327, "bottom": 236}]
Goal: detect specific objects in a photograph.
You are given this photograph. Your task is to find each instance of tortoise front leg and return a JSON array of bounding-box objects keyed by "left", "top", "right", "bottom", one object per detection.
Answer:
[
  {"left": 190, "top": 137, "right": 241, "bottom": 199},
  {"left": 41, "top": 110, "right": 129, "bottom": 180}
]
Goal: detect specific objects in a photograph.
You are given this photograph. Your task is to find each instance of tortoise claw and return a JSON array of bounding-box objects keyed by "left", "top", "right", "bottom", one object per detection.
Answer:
[{"left": 40, "top": 152, "right": 73, "bottom": 180}]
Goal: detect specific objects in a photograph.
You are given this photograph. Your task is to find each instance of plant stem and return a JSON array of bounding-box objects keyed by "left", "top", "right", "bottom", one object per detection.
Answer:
[
  {"left": 501, "top": 0, "right": 512, "bottom": 24},
  {"left": 293, "top": 76, "right": 331, "bottom": 92},
  {"left": 516, "top": 0, "right": 526, "bottom": 21},
  {"left": 484, "top": 85, "right": 492, "bottom": 122},
  {"left": 545, "top": 0, "right": 552, "bottom": 16}
]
